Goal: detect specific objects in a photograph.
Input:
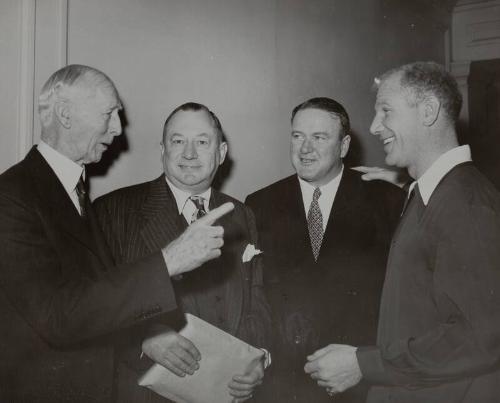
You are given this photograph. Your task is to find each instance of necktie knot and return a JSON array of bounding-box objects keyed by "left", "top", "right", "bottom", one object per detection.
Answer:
[
  {"left": 312, "top": 187, "right": 321, "bottom": 202},
  {"left": 190, "top": 196, "right": 207, "bottom": 222}
]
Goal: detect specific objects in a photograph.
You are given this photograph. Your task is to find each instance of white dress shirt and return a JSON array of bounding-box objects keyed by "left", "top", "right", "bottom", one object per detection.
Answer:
[
  {"left": 298, "top": 166, "right": 344, "bottom": 231},
  {"left": 165, "top": 178, "right": 211, "bottom": 223},
  {"left": 411, "top": 145, "right": 472, "bottom": 206},
  {"left": 37, "top": 141, "right": 84, "bottom": 215}
]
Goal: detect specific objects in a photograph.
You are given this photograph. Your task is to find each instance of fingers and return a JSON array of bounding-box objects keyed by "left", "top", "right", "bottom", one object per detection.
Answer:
[
  {"left": 351, "top": 165, "right": 383, "bottom": 174},
  {"left": 161, "top": 350, "right": 198, "bottom": 376},
  {"left": 195, "top": 202, "right": 234, "bottom": 226},
  {"left": 178, "top": 336, "right": 201, "bottom": 361},
  {"left": 231, "top": 369, "right": 263, "bottom": 385},
  {"left": 306, "top": 344, "right": 335, "bottom": 362}
]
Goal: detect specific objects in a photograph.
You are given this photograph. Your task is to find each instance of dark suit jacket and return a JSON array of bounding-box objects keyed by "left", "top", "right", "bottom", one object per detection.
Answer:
[
  {"left": 245, "top": 169, "right": 402, "bottom": 403},
  {"left": 94, "top": 175, "right": 271, "bottom": 403},
  {"left": 358, "top": 163, "right": 500, "bottom": 403},
  {"left": 0, "top": 147, "right": 178, "bottom": 403}
]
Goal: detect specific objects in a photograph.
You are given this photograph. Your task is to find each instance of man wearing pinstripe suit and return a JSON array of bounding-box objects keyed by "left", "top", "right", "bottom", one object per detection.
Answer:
[{"left": 95, "top": 102, "right": 271, "bottom": 403}]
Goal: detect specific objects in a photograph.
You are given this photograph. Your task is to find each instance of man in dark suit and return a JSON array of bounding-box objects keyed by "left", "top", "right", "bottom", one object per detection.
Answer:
[
  {"left": 95, "top": 102, "right": 271, "bottom": 403},
  {"left": 0, "top": 65, "right": 232, "bottom": 403},
  {"left": 245, "top": 97, "right": 401, "bottom": 402},
  {"left": 305, "top": 62, "right": 500, "bottom": 403}
]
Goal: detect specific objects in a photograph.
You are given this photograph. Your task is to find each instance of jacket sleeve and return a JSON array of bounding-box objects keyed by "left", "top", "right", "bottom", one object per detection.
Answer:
[
  {"left": 357, "top": 199, "right": 500, "bottom": 388},
  {"left": 0, "top": 191, "right": 177, "bottom": 349}
]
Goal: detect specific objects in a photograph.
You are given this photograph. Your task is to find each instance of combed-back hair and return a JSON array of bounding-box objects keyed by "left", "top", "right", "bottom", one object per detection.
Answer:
[
  {"left": 291, "top": 97, "right": 350, "bottom": 138},
  {"left": 162, "top": 102, "right": 224, "bottom": 143},
  {"left": 376, "top": 61, "right": 462, "bottom": 123},
  {"left": 38, "top": 64, "right": 116, "bottom": 116}
]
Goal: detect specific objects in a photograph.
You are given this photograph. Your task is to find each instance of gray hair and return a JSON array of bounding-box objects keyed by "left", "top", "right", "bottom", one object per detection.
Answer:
[
  {"left": 375, "top": 61, "right": 462, "bottom": 124},
  {"left": 38, "top": 64, "right": 117, "bottom": 125}
]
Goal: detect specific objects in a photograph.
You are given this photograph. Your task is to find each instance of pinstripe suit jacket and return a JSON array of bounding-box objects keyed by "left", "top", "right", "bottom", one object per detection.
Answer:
[
  {"left": 94, "top": 175, "right": 271, "bottom": 403},
  {"left": 0, "top": 147, "right": 178, "bottom": 403}
]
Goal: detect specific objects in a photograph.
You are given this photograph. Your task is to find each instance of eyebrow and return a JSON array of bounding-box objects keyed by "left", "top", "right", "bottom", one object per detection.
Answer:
[{"left": 292, "top": 130, "right": 330, "bottom": 136}]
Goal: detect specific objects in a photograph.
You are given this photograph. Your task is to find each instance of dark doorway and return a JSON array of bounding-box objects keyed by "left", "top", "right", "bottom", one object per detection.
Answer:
[{"left": 468, "top": 59, "right": 500, "bottom": 190}]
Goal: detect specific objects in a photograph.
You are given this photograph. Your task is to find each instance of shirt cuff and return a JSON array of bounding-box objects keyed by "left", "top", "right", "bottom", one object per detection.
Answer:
[{"left": 259, "top": 348, "right": 272, "bottom": 369}]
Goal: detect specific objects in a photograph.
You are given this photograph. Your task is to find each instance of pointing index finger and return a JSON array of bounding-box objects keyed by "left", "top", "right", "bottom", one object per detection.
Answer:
[{"left": 196, "top": 202, "right": 234, "bottom": 226}]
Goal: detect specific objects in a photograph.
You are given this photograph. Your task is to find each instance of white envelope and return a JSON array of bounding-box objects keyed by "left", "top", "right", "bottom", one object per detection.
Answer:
[{"left": 138, "top": 313, "right": 264, "bottom": 403}]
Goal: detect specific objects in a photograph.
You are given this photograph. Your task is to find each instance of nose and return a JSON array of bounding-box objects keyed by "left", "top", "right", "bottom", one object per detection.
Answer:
[
  {"left": 182, "top": 141, "right": 198, "bottom": 159},
  {"left": 369, "top": 113, "right": 382, "bottom": 136},
  {"left": 300, "top": 137, "right": 313, "bottom": 154},
  {"left": 109, "top": 110, "right": 122, "bottom": 137}
]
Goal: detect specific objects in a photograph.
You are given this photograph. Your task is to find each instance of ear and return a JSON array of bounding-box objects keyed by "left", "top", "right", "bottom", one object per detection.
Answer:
[
  {"left": 218, "top": 141, "right": 228, "bottom": 165},
  {"left": 340, "top": 134, "right": 351, "bottom": 159},
  {"left": 54, "top": 101, "right": 71, "bottom": 129},
  {"left": 420, "top": 95, "right": 440, "bottom": 127}
]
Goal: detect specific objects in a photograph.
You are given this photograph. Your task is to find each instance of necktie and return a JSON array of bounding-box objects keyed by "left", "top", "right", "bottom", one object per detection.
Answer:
[
  {"left": 75, "top": 176, "right": 87, "bottom": 218},
  {"left": 307, "top": 187, "right": 323, "bottom": 261},
  {"left": 190, "top": 196, "right": 207, "bottom": 223},
  {"left": 401, "top": 182, "right": 417, "bottom": 216}
]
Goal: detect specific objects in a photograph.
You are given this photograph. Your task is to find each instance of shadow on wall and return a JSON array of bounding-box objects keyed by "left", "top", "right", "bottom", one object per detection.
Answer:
[
  {"left": 213, "top": 130, "right": 233, "bottom": 191},
  {"left": 344, "top": 129, "right": 364, "bottom": 168}
]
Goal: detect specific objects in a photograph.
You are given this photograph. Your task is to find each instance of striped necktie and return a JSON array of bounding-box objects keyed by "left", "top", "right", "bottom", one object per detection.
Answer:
[
  {"left": 75, "top": 176, "right": 87, "bottom": 218},
  {"left": 190, "top": 196, "right": 207, "bottom": 223}
]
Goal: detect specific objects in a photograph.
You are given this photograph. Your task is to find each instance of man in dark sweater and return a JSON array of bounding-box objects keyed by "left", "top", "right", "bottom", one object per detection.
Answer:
[{"left": 305, "top": 62, "right": 500, "bottom": 403}]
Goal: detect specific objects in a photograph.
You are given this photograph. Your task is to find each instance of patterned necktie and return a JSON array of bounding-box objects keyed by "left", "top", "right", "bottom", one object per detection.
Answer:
[
  {"left": 190, "top": 196, "right": 207, "bottom": 223},
  {"left": 307, "top": 187, "right": 323, "bottom": 261},
  {"left": 75, "top": 176, "right": 87, "bottom": 219}
]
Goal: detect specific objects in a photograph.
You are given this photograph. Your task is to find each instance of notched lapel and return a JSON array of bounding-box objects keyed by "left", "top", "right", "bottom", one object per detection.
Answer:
[
  {"left": 28, "top": 148, "right": 100, "bottom": 256},
  {"left": 210, "top": 191, "right": 244, "bottom": 335}
]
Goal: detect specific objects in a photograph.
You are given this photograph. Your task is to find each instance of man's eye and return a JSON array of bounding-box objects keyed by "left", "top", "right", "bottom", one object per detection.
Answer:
[
  {"left": 197, "top": 140, "right": 209, "bottom": 146},
  {"left": 171, "top": 139, "right": 184, "bottom": 145},
  {"left": 314, "top": 135, "right": 326, "bottom": 141}
]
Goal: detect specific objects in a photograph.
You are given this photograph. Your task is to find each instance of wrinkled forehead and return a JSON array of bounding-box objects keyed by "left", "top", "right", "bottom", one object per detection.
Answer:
[{"left": 375, "top": 73, "right": 408, "bottom": 104}]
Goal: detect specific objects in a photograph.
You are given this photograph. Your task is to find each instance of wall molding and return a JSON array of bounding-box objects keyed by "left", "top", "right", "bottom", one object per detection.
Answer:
[
  {"left": 17, "top": 0, "right": 36, "bottom": 160},
  {"left": 16, "top": 0, "right": 68, "bottom": 159},
  {"left": 450, "top": 0, "right": 500, "bottom": 124}
]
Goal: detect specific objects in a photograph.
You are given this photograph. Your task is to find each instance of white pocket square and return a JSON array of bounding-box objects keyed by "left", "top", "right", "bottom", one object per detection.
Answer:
[{"left": 242, "top": 244, "right": 263, "bottom": 263}]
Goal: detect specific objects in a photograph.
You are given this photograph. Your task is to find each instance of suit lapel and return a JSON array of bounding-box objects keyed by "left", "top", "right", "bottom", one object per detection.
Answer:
[
  {"left": 321, "top": 169, "right": 355, "bottom": 256},
  {"left": 26, "top": 147, "right": 101, "bottom": 258},
  {"left": 210, "top": 191, "right": 244, "bottom": 335},
  {"left": 138, "top": 176, "right": 186, "bottom": 253}
]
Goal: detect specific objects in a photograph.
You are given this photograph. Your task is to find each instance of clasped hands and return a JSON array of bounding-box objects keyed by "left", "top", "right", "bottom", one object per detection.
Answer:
[
  {"left": 304, "top": 344, "right": 362, "bottom": 396},
  {"left": 142, "top": 326, "right": 264, "bottom": 402}
]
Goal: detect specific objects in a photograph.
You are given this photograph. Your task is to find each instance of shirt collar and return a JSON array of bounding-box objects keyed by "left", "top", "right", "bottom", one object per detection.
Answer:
[
  {"left": 298, "top": 165, "right": 344, "bottom": 199},
  {"left": 417, "top": 145, "right": 472, "bottom": 205},
  {"left": 37, "top": 140, "right": 84, "bottom": 194},
  {"left": 164, "top": 177, "right": 212, "bottom": 214}
]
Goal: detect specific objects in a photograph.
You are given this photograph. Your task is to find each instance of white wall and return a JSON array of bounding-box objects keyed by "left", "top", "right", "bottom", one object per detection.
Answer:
[
  {"left": 67, "top": 0, "right": 447, "bottom": 200},
  {"left": 1, "top": 0, "right": 449, "bottom": 201},
  {"left": 0, "top": 0, "right": 23, "bottom": 172}
]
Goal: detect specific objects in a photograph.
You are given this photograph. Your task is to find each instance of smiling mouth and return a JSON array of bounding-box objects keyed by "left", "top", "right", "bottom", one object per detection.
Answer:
[
  {"left": 383, "top": 137, "right": 395, "bottom": 145},
  {"left": 179, "top": 165, "right": 201, "bottom": 169},
  {"left": 300, "top": 157, "right": 316, "bottom": 164}
]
